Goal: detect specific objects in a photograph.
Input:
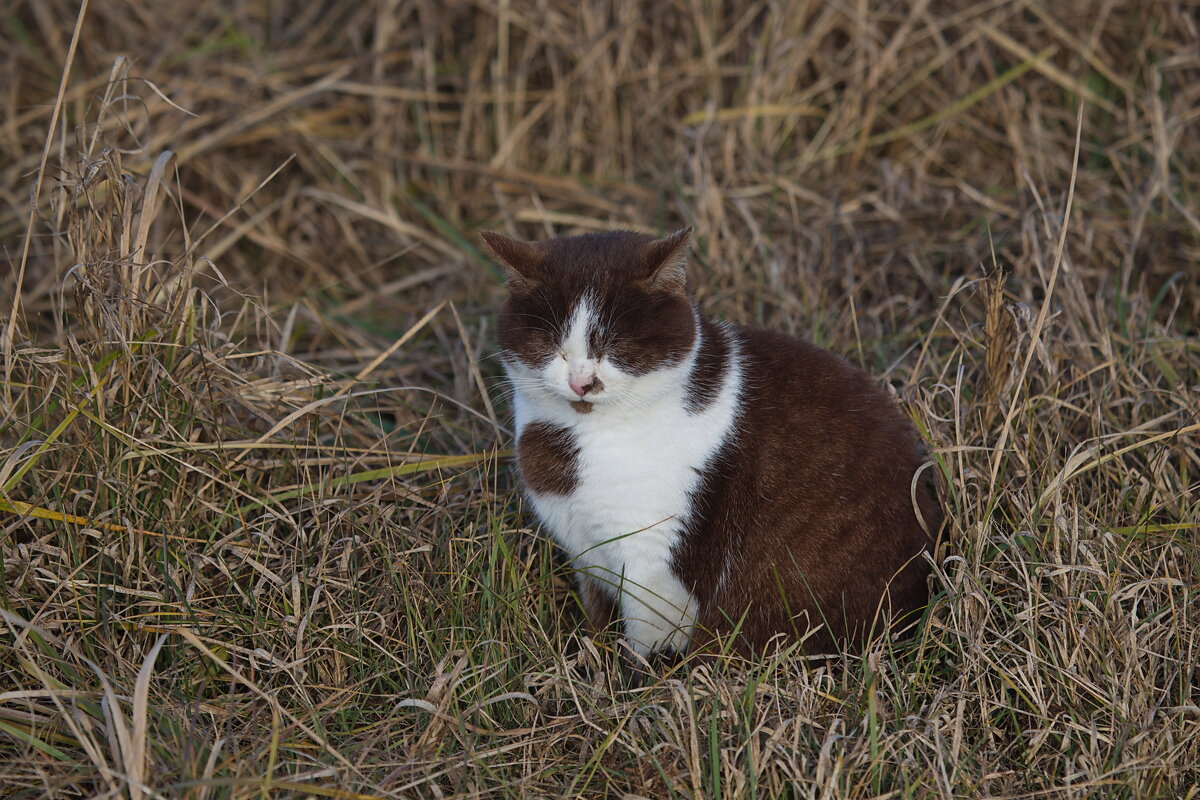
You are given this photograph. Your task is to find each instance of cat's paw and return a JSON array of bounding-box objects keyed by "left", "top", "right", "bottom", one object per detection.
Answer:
[{"left": 618, "top": 640, "right": 682, "bottom": 688}]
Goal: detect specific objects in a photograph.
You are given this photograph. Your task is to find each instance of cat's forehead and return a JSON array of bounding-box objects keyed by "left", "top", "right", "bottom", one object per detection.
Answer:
[
  {"left": 544, "top": 230, "right": 656, "bottom": 260},
  {"left": 539, "top": 230, "right": 660, "bottom": 288}
]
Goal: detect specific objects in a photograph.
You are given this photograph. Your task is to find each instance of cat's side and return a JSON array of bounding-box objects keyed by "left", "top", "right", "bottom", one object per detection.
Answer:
[{"left": 482, "top": 226, "right": 941, "bottom": 659}]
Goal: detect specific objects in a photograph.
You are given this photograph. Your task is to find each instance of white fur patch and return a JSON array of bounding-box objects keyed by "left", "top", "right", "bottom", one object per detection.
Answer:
[
  {"left": 507, "top": 310, "right": 743, "bottom": 657},
  {"left": 561, "top": 297, "right": 593, "bottom": 362}
]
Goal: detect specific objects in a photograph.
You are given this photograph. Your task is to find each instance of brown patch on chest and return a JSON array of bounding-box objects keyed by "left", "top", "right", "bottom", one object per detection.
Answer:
[{"left": 517, "top": 421, "right": 581, "bottom": 495}]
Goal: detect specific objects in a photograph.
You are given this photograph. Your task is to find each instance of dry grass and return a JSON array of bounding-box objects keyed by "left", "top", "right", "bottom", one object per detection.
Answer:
[{"left": 1, "top": 1, "right": 1198, "bottom": 797}]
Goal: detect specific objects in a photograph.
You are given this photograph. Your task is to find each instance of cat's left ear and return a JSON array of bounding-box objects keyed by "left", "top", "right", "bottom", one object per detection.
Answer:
[{"left": 642, "top": 226, "right": 693, "bottom": 294}]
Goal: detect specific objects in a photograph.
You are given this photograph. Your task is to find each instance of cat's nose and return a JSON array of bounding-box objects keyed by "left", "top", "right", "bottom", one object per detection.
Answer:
[{"left": 568, "top": 362, "right": 603, "bottom": 397}]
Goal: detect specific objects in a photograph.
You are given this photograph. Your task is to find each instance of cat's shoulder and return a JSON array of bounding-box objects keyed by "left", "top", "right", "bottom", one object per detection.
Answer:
[{"left": 719, "top": 319, "right": 909, "bottom": 437}]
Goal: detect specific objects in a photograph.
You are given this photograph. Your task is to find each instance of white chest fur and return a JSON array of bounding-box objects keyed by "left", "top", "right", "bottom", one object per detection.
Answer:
[{"left": 508, "top": 321, "right": 742, "bottom": 656}]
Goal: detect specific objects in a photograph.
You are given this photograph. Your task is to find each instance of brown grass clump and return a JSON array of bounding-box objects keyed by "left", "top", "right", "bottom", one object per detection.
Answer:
[{"left": 1, "top": 1, "right": 1197, "bottom": 797}]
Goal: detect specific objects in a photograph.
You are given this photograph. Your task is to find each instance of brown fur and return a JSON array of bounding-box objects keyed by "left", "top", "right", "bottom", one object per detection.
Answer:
[
  {"left": 684, "top": 315, "right": 731, "bottom": 414},
  {"left": 578, "top": 574, "right": 618, "bottom": 633},
  {"left": 674, "top": 325, "right": 941, "bottom": 656},
  {"left": 516, "top": 422, "right": 580, "bottom": 495}
]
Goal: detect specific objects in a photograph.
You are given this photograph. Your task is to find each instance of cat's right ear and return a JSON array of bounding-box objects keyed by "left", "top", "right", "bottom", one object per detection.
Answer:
[
  {"left": 479, "top": 231, "right": 544, "bottom": 291},
  {"left": 642, "top": 225, "right": 693, "bottom": 295}
]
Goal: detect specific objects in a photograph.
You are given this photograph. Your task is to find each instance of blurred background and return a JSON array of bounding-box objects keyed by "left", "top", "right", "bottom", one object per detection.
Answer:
[{"left": 6, "top": 0, "right": 1196, "bottom": 336}]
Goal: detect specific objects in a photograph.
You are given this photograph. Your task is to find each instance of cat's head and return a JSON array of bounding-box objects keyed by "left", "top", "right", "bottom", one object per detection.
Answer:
[{"left": 481, "top": 227, "right": 697, "bottom": 412}]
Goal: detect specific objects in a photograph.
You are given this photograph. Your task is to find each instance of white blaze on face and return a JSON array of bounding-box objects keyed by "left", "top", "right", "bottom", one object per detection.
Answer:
[{"left": 560, "top": 297, "right": 600, "bottom": 398}]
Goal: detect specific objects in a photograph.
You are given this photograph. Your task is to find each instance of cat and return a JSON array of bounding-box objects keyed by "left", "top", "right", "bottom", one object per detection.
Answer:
[{"left": 481, "top": 225, "right": 941, "bottom": 662}]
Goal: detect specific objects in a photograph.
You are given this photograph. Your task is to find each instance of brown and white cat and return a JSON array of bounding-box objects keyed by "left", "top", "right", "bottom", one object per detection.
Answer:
[{"left": 481, "top": 226, "right": 941, "bottom": 661}]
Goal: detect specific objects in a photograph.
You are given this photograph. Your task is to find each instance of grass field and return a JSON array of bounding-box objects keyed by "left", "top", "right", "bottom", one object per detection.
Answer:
[{"left": 2, "top": 1, "right": 1198, "bottom": 797}]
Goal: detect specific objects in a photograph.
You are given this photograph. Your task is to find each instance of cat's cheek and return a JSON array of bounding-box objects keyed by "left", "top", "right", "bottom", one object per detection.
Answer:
[
  {"left": 540, "top": 359, "right": 573, "bottom": 398},
  {"left": 504, "top": 359, "right": 554, "bottom": 404},
  {"left": 594, "top": 360, "right": 631, "bottom": 397}
]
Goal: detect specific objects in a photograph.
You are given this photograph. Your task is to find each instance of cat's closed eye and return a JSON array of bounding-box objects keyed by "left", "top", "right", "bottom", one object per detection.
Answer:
[{"left": 587, "top": 329, "right": 611, "bottom": 358}]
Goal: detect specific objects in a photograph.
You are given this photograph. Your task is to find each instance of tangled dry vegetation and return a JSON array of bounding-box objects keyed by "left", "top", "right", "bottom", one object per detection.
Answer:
[{"left": 1, "top": 1, "right": 1198, "bottom": 797}]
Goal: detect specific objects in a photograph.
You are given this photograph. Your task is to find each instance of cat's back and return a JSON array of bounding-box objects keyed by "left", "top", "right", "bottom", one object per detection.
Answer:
[{"left": 732, "top": 324, "right": 924, "bottom": 471}]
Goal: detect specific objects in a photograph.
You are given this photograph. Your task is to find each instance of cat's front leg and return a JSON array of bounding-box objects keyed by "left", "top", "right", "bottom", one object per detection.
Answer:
[{"left": 616, "top": 563, "right": 700, "bottom": 660}]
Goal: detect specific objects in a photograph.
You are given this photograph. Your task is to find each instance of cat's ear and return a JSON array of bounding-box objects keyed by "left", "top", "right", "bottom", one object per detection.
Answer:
[
  {"left": 642, "top": 226, "right": 693, "bottom": 294},
  {"left": 479, "top": 231, "right": 545, "bottom": 290}
]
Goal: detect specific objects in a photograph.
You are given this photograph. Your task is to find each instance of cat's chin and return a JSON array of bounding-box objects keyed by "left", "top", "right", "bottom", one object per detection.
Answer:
[
  {"left": 528, "top": 385, "right": 611, "bottom": 412},
  {"left": 562, "top": 392, "right": 623, "bottom": 414}
]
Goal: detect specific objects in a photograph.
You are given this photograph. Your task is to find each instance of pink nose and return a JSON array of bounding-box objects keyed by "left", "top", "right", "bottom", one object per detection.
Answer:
[
  {"left": 569, "top": 375, "right": 595, "bottom": 397},
  {"left": 569, "top": 365, "right": 602, "bottom": 397}
]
